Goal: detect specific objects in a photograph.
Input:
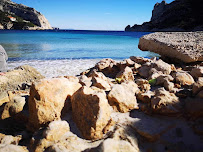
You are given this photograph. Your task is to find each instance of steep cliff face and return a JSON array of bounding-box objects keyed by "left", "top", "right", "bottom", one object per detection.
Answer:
[
  {"left": 125, "top": 0, "right": 203, "bottom": 32},
  {"left": 0, "top": 0, "right": 52, "bottom": 30}
]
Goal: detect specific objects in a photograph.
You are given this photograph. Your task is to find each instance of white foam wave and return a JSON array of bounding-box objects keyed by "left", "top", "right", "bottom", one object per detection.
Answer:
[{"left": 7, "top": 59, "right": 100, "bottom": 78}]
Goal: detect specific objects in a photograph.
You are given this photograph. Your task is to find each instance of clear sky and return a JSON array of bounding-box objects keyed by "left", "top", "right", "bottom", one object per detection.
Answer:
[{"left": 12, "top": 0, "right": 174, "bottom": 31}]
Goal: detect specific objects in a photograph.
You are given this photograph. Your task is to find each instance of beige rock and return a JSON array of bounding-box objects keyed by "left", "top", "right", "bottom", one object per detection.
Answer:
[
  {"left": 95, "top": 58, "right": 119, "bottom": 78},
  {"left": 151, "top": 88, "right": 180, "bottom": 114},
  {"left": 90, "top": 138, "right": 138, "bottom": 152},
  {"left": 91, "top": 71, "right": 112, "bottom": 91},
  {"left": 135, "top": 79, "right": 151, "bottom": 92},
  {"left": 0, "top": 133, "right": 21, "bottom": 145},
  {"left": 164, "top": 80, "right": 175, "bottom": 92},
  {"left": 138, "top": 32, "right": 203, "bottom": 63},
  {"left": 0, "top": 144, "right": 28, "bottom": 152},
  {"left": 0, "top": 92, "right": 9, "bottom": 107},
  {"left": 28, "top": 77, "right": 82, "bottom": 131},
  {"left": 0, "top": 24, "right": 3, "bottom": 29},
  {"left": 174, "top": 71, "right": 194, "bottom": 85},
  {"left": 79, "top": 75, "right": 92, "bottom": 87},
  {"left": 43, "top": 120, "right": 70, "bottom": 141},
  {"left": 138, "top": 63, "right": 151, "bottom": 78},
  {"left": 190, "top": 66, "right": 203, "bottom": 79},
  {"left": 134, "top": 63, "right": 141, "bottom": 70},
  {"left": 116, "top": 66, "right": 134, "bottom": 82},
  {"left": 156, "top": 75, "right": 174, "bottom": 85},
  {"left": 130, "top": 56, "right": 151, "bottom": 64},
  {"left": 152, "top": 59, "right": 172, "bottom": 75},
  {"left": 71, "top": 86, "right": 111, "bottom": 140},
  {"left": 185, "top": 97, "right": 203, "bottom": 118},
  {"left": 192, "top": 77, "right": 203, "bottom": 95},
  {"left": 108, "top": 82, "right": 139, "bottom": 113},
  {"left": 137, "top": 91, "right": 154, "bottom": 103},
  {"left": 1, "top": 96, "right": 25, "bottom": 120},
  {"left": 0, "top": 65, "right": 44, "bottom": 92}
]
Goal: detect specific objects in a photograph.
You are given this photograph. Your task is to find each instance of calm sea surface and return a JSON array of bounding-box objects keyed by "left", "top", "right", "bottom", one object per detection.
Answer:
[{"left": 0, "top": 30, "right": 157, "bottom": 77}]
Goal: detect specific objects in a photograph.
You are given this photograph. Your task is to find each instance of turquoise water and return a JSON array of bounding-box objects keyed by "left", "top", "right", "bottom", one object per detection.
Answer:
[
  {"left": 0, "top": 30, "right": 156, "bottom": 60},
  {"left": 0, "top": 30, "right": 157, "bottom": 77}
]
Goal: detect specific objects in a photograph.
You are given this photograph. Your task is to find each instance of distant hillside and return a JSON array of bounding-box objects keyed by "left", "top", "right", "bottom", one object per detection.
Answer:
[
  {"left": 125, "top": 0, "right": 203, "bottom": 32},
  {"left": 0, "top": 0, "right": 52, "bottom": 30}
]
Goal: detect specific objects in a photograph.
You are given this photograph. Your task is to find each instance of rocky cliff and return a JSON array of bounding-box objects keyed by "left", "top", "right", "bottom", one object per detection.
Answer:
[
  {"left": 0, "top": 0, "right": 52, "bottom": 30},
  {"left": 125, "top": 0, "right": 203, "bottom": 32}
]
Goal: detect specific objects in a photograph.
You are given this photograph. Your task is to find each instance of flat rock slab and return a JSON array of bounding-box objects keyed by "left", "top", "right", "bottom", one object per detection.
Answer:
[{"left": 138, "top": 32, "right": 203, "bottom": 63}]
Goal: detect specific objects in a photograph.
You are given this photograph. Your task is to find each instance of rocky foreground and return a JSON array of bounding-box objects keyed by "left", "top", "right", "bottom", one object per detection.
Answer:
[{"left": 0, "top": 55, "right": 203, "bottom": 151}]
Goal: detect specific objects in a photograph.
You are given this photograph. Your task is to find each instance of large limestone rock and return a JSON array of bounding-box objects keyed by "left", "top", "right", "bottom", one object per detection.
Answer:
[
  {"left": 151, "top": 88, "right": 181, "bottom": 115},
  {"left": 0, "top": 0, "right": 52, "bottom": 29},
  {"left": 138, "top": 32, "right": 203, "bottom": 63},
  {"left": 71, "top": 86, "right": 112, "bottom": 140},
  {"left": 108, "top": 82, "right": 139, "bottom": 113},
  {"left": 28, "top": 77, "right": 82, "bottom": 131},
  {"left": 0, "top": 65, "right": 44, "bottom": 92}
]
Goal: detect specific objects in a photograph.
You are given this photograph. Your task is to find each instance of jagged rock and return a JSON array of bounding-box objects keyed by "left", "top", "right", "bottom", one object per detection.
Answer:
[
  {"left": 190, "top": 66, "right": 203, "bottom": 79},
  {"left": 137, "top": 91, "right": 154, "bottom": 103},
  {"left": 71, "top": 86, "right": 112, "bottom": 140},
  {"left": 174, "top": 71, "right": 194, "bottom": 85},
  {"left": 151, "top": 88, "right": 181, "bottom": 115},
  {"left": 130, "top": 56, "right": 151, "bottom": 64},
  {"left": 0, "top": 144, "right": 28, "bottom": 152},
  {"left": 91, "top": 71, "right": 112, "bottom": 91},
  {"left": 185, "top": 97, "right": 203, "bottom": 118},
  {"left": 116, "top": 67, "right": 134, "bottom": 82},
  {"left": 0, "top": 133, "right": 21, "bottom": 145},
  {"left": 78, "top": 75, "right": 92, "bottom": 87},
  {"left": 0, "top": 0, "right": 52, "bottom": 29},
  {"left": 139, "top": 32, "right": 203, "bottom": 63},
  {"left": 192, "top": 77, "right": 203, "bottom": 95},
  {"left": 155, "top": 75, "right": 175, "bottom": 91},
  {"left": 28, "top": 77, "right": 82, "bottom": 131},
  {"left": 118, "top": 59, "right": 135, "bottom": 69},
  {"left": 164, "top": 80, "right": 175, "bottom": 92},
  {"left": 108, "top": 82, "right": 139, "bottom": 113},
  {"left": 95, "top": 58, "right": 119, "bottom": 78},
  {"left": 0, "top": 65, "right": 44, "bottom": 92},
  {"left": 89, "top": 138, "right": 138, "bottom": 152},
  {"left": 1, "top": 95, "right": 25, "bottom": 120},
  {"left": 138, "top": 63, "right": 151, "bottom": 78},
  {"left": 0, "top": 92, "right": 9, "bottom": 106},
  {"left": 135, "top": 79, "right": 150, "bottom": 92},
  {"left": 152, "top": 59, "right": 172, "bottom": 75}
]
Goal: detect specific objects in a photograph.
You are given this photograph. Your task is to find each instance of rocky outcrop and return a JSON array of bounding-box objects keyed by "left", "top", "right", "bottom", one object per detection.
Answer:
[
  {"left": 138, "top": 32, "right": 203, "bottom": 63},
  {"left": 0, "top": 0, "right": 52, "bottom": 30},
  {"left": 125, "top": 0, "right": 203, "bottom": 32}
]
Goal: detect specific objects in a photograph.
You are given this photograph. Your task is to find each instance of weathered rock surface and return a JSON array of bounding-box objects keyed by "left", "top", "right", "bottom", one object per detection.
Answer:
[
  {"left": 192, "top": 77, "right": 203, "bottom": 95},
  {"left": 108, "top": 82, "right": 139, "bottom": 113},
  {"left": 190, "top": 66, "right": 203, "bottom": 79},
  {"left": 71, "top": 86, "right": 112, "bottom": 140},
  {"left": 138, "top": 32, "right": 203, "bottom": 63},
  {"left": 116, "top": 66, "right": 134, "bottom": 82},
  {"left": 174, "top": 71, "right": 195, "bottom": 85},
  {"left": 28, "top": 77, "right": 82, "bottom": 131},
  {"left": 0, "top": 65, "right": 44, "bottom": 92},
  {"left": 151, "top": 88, "right": 181, "bottom": 115},
  {"left": 0, "top": 0, "right": 52, "bottom": 30},
  {"left": 0, "top": 144, "right": 28, "bottom": 152},
  {"left": 125, "top": 0, "right": 203, "bottom": 32}
]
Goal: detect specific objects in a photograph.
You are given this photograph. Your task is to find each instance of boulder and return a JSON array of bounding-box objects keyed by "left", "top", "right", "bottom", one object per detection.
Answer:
[
  {"left": 137, "top": 91, "right": 154, "bottom": 103},
  {"left": 0, "top": 144, "right": 28, "bottom": 152},
  {"left": 192, "top": 77, "right": 203, "bottom": 95},
  {"left": 1, "top": 95, "right": 25, "bottom": 120},
  {"left": 28, "top": 77, "right": 82, "bottom": 131},
  {"left": 0, "top": 65, "right": 44, "bottom": 92},
  {"left": 116, "top": 67, "right": 134, "bottom": 82},
  {"left": 71, "top": 86, "right": 112, "bottom": 140},
  {"left": 151, "top": 88, "right": 180, "bottom": 115},
  {"left": 174, "top": 71, "right": 194, "bottom": 85},
  {"left": 95, "top": 58, "right": 119, "bottom": 78},
  {"left": 190, "top": 66, "right": 203, "bottom": 79},
  {"left": 185, "top": 97, "right": 203, "bottom": 118},
  {"left": 138, "top": 32, "right": 203, "bottom": 63},
  {"left": 108, "top": 82, "right": 139, "bottom": 113}
]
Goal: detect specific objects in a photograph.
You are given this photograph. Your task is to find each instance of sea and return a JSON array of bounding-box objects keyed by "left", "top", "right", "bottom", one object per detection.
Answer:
[{"left": 0, "top": 30, "right": 157, "bottom": 77}]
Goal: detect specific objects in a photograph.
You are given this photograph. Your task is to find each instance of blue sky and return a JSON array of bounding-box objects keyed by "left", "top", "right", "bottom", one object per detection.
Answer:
[{"left": 12, "top": 0, "right": 174, "bottom": 30}]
